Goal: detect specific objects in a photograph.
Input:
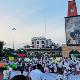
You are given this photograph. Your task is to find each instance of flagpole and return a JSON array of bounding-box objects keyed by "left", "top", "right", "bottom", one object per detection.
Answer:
[
  {"left": 12, "top": 28, "right": 16, "bottom": 49},
  {"left": 13, "top": 41, "right": 14, "bottom": 50}
]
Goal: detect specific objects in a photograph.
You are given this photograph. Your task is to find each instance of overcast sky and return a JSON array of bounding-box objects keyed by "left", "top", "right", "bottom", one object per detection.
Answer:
[{"left": 0, "top": 0, "right": 80, "bottom": 48}]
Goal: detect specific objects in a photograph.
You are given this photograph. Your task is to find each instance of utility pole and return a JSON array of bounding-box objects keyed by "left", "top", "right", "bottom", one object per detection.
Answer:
[
  {"left": 12, "top": 28, "right": 16, "bottom": 49},
  {"left": 44, "top": 16, "right": 47, "bottom": 37}
]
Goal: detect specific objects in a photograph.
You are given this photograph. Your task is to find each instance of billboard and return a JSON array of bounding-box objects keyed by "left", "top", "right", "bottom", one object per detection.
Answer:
[{"left": 65, "top": 16, "right": 80, "bottom": 45}]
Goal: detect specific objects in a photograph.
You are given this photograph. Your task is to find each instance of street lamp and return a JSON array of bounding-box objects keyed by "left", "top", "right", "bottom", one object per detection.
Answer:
[{"left": 12, "top": 28, "right": 16, "bottom": 49}]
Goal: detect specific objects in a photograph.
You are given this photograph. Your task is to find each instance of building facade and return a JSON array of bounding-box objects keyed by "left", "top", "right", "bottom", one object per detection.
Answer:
[
  {"left": 31, "top": 37, "right": 46, "bottom": 49},
  {"left": 46, "top": 39, "right": 52, "bottom": 48},
  {"left": 31, "top": 37, "right": 53, "bottom": 49}
]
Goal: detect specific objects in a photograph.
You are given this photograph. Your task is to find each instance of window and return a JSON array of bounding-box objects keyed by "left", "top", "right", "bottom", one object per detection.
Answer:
[
  {"left": 32, "top": 42, "right": 34, "bottom": 44},
  {"left": 37, "top": 41, "right": 39, "bottom": 44},
  {"left": 37, "top": 45, "right": 39, "bottom": 48},
  {"left": 42, "top": 45, "right": 45, "bottom": 48},
  {"left": 42, "top": 41, "right": 44, "bottom": 44},
  {"left": 32, "top": 46, "right": 34, "bottom": 48}
]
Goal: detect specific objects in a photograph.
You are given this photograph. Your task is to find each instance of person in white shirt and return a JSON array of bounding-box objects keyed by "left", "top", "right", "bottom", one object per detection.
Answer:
[
  {"left": 54, "top": 64, "right": 57, "bottom": 73},
  {"left": 62, "top": 74, "right": 67, "bottom": 80},
  {"left": 8, "top": 66, "right": 13, "bottom": 72},
  {"left": 76, "top": 62, "right": 80, "bottom": 75},
  {"left": 63, "top": 69, "right": 68, "bottom": 80},
  {"left": 44, "top": 65, "right": 49, "bottom": 73},
  {"left": 29, "top": 64, "right": 44, "bottom": 80},
  {"left": 57, "top": 61, "right": 63, "bottom": 73},
  {"left": 63, "top": 60, "right": 69, "bottom": 69},
  {"left": 3, "top": 68, "right": 9, "bottom": 80},
  {"left": 9, "top": 69, "right": 21, "bottom": 79},
  {"left": 56, "top": 74, "right": 63, "bottom": 80},
  {"left": 58, "top": 61, "right": 63, "bottom": 68}
]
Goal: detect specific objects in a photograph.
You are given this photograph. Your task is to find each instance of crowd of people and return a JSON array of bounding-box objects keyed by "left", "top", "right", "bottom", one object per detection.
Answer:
[{"left": 0, "top": 53, "right": 80, "bottom": 80}]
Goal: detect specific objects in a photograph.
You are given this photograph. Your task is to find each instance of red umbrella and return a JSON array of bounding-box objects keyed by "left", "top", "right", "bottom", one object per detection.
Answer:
[{"left": 17, "top": 53, "right": 26, "bottom": 58}]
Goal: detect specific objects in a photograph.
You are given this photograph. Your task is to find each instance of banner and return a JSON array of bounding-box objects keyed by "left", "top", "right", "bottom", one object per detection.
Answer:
[{"left": 9, "top": 57, "right": 14, "bottom": 61}]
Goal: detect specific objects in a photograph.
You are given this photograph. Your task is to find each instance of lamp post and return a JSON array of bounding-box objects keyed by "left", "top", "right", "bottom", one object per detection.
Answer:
[{"left": 12, "top": 28, "right": 16, "bottom": 49}]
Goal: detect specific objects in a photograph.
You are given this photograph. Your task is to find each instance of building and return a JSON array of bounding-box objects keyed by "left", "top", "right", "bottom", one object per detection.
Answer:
[
  {"left": 23, "top": 37, "right": 62, "bottom": 58},
  {"left": 62, "top": 0, "right": 80, "bottom": 59},
  {"left": 46, "top": 39, "right": 52, "bottom": 48},
  {"left": 31, "top": 37, "right": 46, "bottom": 49},
  {"left": 31, "top": 36, "right": 61, "bottom": 49}
]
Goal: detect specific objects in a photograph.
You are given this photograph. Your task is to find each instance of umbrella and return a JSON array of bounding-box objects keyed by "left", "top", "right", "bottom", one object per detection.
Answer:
[
  {"left": 12, "top": 63, "right": 17, "bottom": 69},
  {"left": 17, "top": 53, "right": 26, "bottom": 58},
  {"left": 24, "top": 58, "right": 30, "bottom": 62}
]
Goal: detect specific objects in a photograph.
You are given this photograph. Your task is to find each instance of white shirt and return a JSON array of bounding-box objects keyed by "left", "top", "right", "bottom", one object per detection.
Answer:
[
  {"left": 29, "top": 69, "right": 44, "bottom": 80},
  {"left": 9, "top": 67, "right": 13, "bottom": 72},
  {"left": 23, "top": 71, "right": 28, "bottom": 76},
  {"left": 63, "top": 61, "right": 69, "bottom": 68},
  {"left": 54, "top": 64, "right": 57, "bottom": 72},
  {"left": 78, "top": 62, "right": 80, "bottom": 67},
  {"left": 58, "top": 62, "right": 63, "bottom": 68},
  {"left": 44, "top": 67, "right": 49, "bottom": 73},
  {"left": 56, "top": 74, "right": 63, "bottom": 80},
  {"left": 63, "top": 74, "right": 67, "bottom": 80},
  {"left": 9, "top": 71, "right": 21, "bottom": 79},
  {"left": 3, "top": 70, "right": 9, "bottom": 79},
  {"left": 76, "top": 64, "right": 79, "bottom": 71}
]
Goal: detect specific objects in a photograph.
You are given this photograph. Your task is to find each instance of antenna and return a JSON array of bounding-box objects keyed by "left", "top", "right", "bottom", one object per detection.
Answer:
[{"left": 44, "top": 16, "right": 47, "bottom": 37}]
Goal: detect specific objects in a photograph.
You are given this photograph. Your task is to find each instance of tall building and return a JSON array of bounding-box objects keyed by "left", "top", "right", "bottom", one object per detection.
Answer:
[
  {"left": 62, "top": 0, "right": 80, "bottom": 58},
  {"left": 31, "top": 37, "right": 53, "bottom": 49},
  {"left": 31, "top": 37, "right": 46, "bottom": 49}
]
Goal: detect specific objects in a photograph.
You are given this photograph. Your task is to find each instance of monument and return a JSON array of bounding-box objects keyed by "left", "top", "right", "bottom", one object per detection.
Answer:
[{"left": 62, "top": 0, "right": 80, "bottom": 59}]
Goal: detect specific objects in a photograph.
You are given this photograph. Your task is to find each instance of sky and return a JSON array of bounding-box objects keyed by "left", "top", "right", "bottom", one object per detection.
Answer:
[{"left": 0, "top": 0, "right": 80, "bottom": 49}]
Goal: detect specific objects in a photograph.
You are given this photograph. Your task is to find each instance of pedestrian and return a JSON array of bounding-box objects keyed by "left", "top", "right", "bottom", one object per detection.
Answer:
[
  {"left": 3, "top": 67, "right": 9, "bottom": 80},
  {"left": 29, "top": 64, "right": 44, "bottom": 80}
]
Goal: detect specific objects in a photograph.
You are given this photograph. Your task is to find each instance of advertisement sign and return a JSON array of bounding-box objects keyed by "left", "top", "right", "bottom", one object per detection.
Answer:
[{"left": 65, "top": 15, "right": 80, "bottom": 45}]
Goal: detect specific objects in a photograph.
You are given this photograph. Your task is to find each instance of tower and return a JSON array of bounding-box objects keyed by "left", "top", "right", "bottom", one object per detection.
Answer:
[
  {"left": 62, "top": 0, "right": 80, "bottom": 58},
  {"left": 65, "top": 0, "right": 80, "bottom": 45},
  {"left": 68, "top": 0, "right": 78, "bottom": 17}
]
